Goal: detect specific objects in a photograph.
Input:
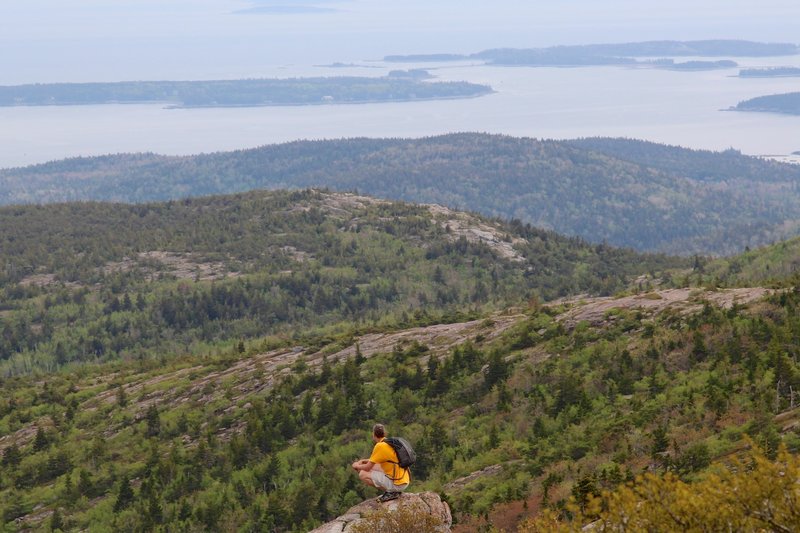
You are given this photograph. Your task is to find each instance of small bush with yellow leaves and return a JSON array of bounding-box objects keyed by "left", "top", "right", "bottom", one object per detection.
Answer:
[{"left": 518, "top": 440, "right": 800, "bottom": 532}]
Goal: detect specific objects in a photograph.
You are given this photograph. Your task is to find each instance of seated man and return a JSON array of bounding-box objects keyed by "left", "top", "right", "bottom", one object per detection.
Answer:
[{"left": 351, "top": 423, "right": 411, "bottom": 502}]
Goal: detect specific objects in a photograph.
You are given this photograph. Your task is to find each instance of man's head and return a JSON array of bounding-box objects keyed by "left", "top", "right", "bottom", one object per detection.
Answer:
[{"left": 372, "top": 423, "right": 386, "bottom": 442}]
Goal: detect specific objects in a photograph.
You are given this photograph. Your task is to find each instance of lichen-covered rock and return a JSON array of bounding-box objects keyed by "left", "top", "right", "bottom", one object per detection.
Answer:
[{"left": 308, "top": 491, "right": 452, "bottom": 533}]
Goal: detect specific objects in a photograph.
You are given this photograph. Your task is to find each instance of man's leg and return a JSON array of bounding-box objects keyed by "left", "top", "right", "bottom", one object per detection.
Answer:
[
  {"left": 353, "top": 459, "right": 383, "bottom": 487},
  {"left": 358, "top": 467, "right": 376, "bottom": 487}
]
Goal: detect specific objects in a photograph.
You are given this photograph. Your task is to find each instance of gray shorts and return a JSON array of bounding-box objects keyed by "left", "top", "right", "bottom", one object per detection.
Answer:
[{"left": 371, "top": 469, "right": 409, "bottom": 492}]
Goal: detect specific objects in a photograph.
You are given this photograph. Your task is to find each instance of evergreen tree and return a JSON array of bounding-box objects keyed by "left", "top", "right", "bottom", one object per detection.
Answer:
[
  {"left": 61, "top": 470, "right": 78, "bottom": 507},
  {"left": 2, "top": 443, "right": 22, "bottom": 467},
  {"left": 146, "top": 492, "right": 163, "bottom": 527},
  {"left": 113, "top": 475, "right": 134, "bottom": 512},
  {"left": 691, "top": 330, "right": 709, "bottom": 363},
  {"left": 488, "top": 425, "right": 500, "bottom": 449},
  {"left": 497, "top": 382, "right": 512, "bottom": 411},
  {"left": 116, "top": 384, "right": 127, "bottom": 408},
  {"left": 651, "top": 424, "right": 670, "bottom": 460},
  {"left": 122, "top": 293, "right": 133, "bottom": 312},
  {"left": 50, "top": 507, "right": 64, "bottom": 532},
  {"left": 54, "top": 342, "right": 67, "bottom": 366},
  {"left": 484, "top": 349, "right": 508, "bottom": 389},
  {"left": 77, "top": 469, "right": 93, "bottom": 499},
  {"left": 354, "top": 343, "right": 365, "bottom": 366},
  {"left": 145, "top": 405, "right": 160, "bottom": 437},
  {"left": 33, "top": 427, "right": 49, "bottom": 452}
]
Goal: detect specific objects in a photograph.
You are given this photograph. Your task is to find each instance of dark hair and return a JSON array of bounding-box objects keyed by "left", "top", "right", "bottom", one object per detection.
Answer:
[{"left": 373, "top": 423, "right": 386, "bottom": 438}]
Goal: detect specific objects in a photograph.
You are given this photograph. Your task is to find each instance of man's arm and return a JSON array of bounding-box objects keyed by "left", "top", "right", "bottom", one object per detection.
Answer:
[{"left": 352, "top": 459, "right": 375, "bottom": 471}]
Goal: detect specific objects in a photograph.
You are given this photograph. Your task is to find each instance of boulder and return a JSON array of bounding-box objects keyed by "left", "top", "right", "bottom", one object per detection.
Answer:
[{"left": 308, "top": 491, "right": 452, "bottom": 533}]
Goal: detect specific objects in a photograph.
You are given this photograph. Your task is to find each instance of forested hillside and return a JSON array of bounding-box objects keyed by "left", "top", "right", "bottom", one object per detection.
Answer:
[
  {"left": 0, "top": 189, "right": 683, "bottom": 376},
  {"left": 3, "top": 134, "right": 800, "bottom": 255},
  {"left": 2, "top": 265, "right": 799, "bottom": 531},
  {"left": 4, "top": 189, "right": 800, "bottom": 531},
  {"left": 702, "top": 235, "right": 800, "bottom": 286}
]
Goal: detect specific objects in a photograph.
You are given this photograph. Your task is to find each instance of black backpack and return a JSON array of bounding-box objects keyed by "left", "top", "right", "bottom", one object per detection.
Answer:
[{"left": 384, "top": 437, "right": 416, "bottom": 469}]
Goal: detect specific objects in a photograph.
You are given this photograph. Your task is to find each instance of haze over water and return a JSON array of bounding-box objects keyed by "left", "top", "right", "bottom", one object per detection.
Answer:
[{"left": 1, "top": 0, "right": 799, "bottom": 168}]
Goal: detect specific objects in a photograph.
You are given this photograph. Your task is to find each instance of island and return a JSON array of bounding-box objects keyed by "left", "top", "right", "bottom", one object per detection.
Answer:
[
  {"left": 0, "top": 73, "right": 493, "bottom": 108},
  {"left": 654, "top": 59, "right": 738, "bottom": 71},
  {"left": 384, "top": 40, "right": 798, "bottom": 67},
  {"left": 734, "top": 92, "right": 800, "bottom": 115},
  {"left": 739, "top": 67, "right": 800, "bottom": 78}
]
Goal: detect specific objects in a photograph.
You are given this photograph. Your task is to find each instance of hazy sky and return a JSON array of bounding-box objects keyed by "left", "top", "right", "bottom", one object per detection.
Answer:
[{"left": 2, "top": 0, "right": 799, "bottom": 83}]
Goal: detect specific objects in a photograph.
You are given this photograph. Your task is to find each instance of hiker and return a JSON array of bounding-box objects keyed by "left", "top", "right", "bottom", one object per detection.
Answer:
[{"left": 351, "top": 423, "right": 411, "bottom": 502}]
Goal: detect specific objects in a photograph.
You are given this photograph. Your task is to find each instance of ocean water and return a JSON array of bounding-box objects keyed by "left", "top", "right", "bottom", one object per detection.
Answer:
[
  {"left": 1, "top": 56, "right": 799, "bottom": 169},
  {"left": 1, "top": 0, "right": 799, "bottom": 168}
]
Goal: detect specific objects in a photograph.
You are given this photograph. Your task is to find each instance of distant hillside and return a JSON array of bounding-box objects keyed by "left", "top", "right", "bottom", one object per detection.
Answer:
[
  {"left": 0, "top": 189, "right": 682, "bottom": 375},
  {"left": 385, "top": 40, "right": 799, "bottom": 65},
  {"left": 4, "top": 134, "right": 800, "bottom": 255},
  {"left": 563, "top": 137, "right": 796, "bottom": 182},
  {"left": 734, "top": 92, "right": 800, "bottom": 115}
]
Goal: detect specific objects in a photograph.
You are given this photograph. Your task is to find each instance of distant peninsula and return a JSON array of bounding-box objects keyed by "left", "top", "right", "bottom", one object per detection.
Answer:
[
  {"left": 739, "top": 67, "right": 800, "bottom": 78},
  {"left": 734, "top": 92, "right": 800, "bottom": 115},
  {"left": 385, "top": 40, "right": 798, "bottom": 67},
  {"left": 653, "top": 59, "right": 738, "bottom": 71},
  {"left": 0, "top": 73, "right": 492, "bottom": 108}
]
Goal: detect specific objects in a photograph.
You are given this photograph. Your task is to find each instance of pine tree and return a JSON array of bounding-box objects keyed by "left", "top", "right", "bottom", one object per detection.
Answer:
[
  {"left": 50, "top": 507, "right": 64, "bottom": 532},
  {"left": 113, "top": 475, "right": 134, "bottom": 512},
  {"left": 497, "top": 382, "right": 513, "bottom": 411},
  {"left": 122, "top": 293, "right": 133, "bottom": 312},
  {"left": 77, "top": 469, "right": 93, "bottom": 499},
  {"left": 116, "top": 385, "right": 127, "bottom": 408},
  {"left": 488, "top": 425, "right": 500, "bottom": 449},
  {"left": 2, "top": 443, "right": 22, "bottom": 467},
  {"left": 484, "top": 349, "right": 508, "bottom": 389},
  {"left": 300, "top": 393, "right": 313, "bottom": 426},
  {"left": 146, "top": 492, "right": 163, "bottom": 527},
  {"left": 354, "top": 343, "right": 365, "bottom": 366},
  {"left": 651, "top": 424, "right": 670, "bottom": 459},
  {"left": 145, "top": 404, "right": 160, "bottom": 437},
  {"left": 33, "top": 426, "right": 49, "bottom": 452},
  {"left": 62, "top": 470, "right": 78, "bottom": 507},
  {"left": 135, "top": 293, "right": 146, "bottom": 312},
  {"left": 691, "top": 330, "right": 708, "bottom": 363},
  {"left": 54, "top": 342, "right": 67, "bottom": 366}
]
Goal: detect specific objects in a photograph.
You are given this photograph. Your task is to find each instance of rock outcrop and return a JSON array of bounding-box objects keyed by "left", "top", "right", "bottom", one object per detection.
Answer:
[{"left": 309, "top": 491, "right": 452, "bottom": 533}]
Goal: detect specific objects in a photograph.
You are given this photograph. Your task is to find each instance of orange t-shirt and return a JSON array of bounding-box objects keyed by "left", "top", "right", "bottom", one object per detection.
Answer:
[{"left": 369, "top": 439, "right": 411, "bottom": 485}]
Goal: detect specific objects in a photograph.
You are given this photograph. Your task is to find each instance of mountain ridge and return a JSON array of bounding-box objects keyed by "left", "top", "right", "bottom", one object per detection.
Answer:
[
  {"left": 0, "top": 188, "right": 683, "bottom": 376},
  {"left": 3, "top": 134, "right": 800, "bottom": 255}
]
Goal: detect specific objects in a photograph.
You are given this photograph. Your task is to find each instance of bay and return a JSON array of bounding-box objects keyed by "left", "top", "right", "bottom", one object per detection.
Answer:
[{"left": 1, "top": 56, "right": 799, "bottom": 169}]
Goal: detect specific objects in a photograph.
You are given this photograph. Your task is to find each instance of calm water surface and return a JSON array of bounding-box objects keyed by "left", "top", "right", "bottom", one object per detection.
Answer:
[{"left": 1, "top": 57, "right": 799, "bottom": 169}]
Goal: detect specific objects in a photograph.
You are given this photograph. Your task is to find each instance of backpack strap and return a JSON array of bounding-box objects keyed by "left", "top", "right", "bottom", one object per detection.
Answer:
[{"left": 384, "top": 460, "right": 409, "bottom": 482}]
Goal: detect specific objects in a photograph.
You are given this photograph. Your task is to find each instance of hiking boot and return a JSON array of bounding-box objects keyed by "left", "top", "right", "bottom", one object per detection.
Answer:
[{"left": 378, "top": 491, "right": 401, "bottom": 503}]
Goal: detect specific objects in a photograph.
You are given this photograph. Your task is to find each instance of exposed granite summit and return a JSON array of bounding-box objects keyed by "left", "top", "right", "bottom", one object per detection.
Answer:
[{"left": 308, "top": 491, "right": 452, "bottom": 533}]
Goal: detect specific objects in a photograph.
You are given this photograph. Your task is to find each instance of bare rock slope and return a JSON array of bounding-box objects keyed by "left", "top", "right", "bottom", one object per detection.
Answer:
[{"left": 309, "top": 491, "right": 452, "bottom": 533}]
